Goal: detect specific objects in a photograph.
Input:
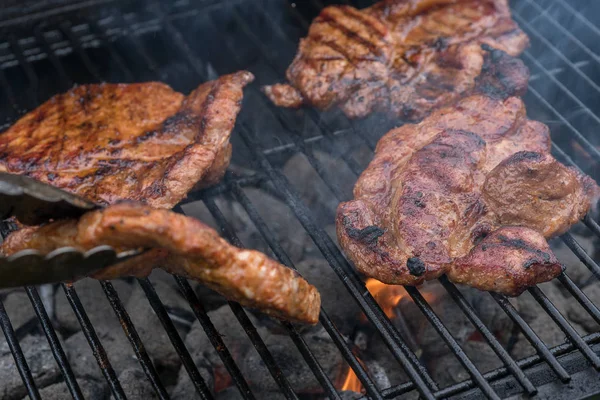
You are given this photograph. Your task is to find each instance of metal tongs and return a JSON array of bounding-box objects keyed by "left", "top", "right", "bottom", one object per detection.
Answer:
[{"left": 0, "top": 173, "right": 143, "bottom": 288}]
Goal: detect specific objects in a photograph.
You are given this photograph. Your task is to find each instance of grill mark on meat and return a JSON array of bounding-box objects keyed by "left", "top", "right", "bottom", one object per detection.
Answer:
[
  {"left": 318, "top": 8, "right": 385, "bottom": 59},
  {"left": 339, "top": 5, "right": 387, "bottom": 39},
  {"left": 337, "top": 95, "right": 599, "bottom": 295},
  {"left": 0, "top": 71, "right": 254, "bottom": 208},
  {"left": 406, "top": 257, "right": 426, "bottom": 276},
  {"left": 264, "top": 0, "right": 530, "bottom": 120}
]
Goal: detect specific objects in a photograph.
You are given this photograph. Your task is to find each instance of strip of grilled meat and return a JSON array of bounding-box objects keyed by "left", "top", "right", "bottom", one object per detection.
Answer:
[
  {"left": 1, "top": 202, "right": 321, "bottom": 324},
  {"left": 337, "top": 95, "right": 599, "bottom": 295},
  {"left": 0, "top": 71, "right": 254, "bottom": 208},
  {"left": 263, "top": 0, "right": 529, "bottom": 120}
]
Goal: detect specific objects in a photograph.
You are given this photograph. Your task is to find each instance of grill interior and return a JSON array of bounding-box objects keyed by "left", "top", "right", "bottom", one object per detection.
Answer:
[{"left": 0, "top": 0, "right": 600, "bottom": 399}]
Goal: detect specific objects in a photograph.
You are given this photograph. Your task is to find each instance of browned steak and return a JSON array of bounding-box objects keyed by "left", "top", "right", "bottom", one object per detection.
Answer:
[
  {"left": 1, "top": 202, "right": 321, "bottom": 324},
  {"left": 263, "top": 0, "right": 529, "bottom": 120},
  {"left": 0, "top": 71, "right": 254, "bottom": 208},
  {"left": 336, "top": 95, "right": 599, "bottom": 295}
]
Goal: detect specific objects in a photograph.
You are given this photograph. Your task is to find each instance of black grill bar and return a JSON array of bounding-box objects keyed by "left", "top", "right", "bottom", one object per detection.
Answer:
[
  {"left": 528, "top": 286, "right": 600, "bottom": 369},
  {"left": 59, "top": 21, "right": 102, "bottom": 81},
  {"left": 202, "top": 197, "right": 301, "bottom": 400},
  {"left": 439, "top": 277, "right": 537, "bottom": 395},
  {"left": 491, "top": 293, "right": 570, "bottom": 382},
  {"left": 0, "top": 299, "right": 41, "bottom": 400},
  {"left": 100, "top": 281, "right": 171, "bottom": 399},
  {"left": 62, "top": 284, "right": 126, "bottom": 399},
  {"left": 561, "top": 233, "right": 600, "bottom": 280},
  {"left": 25, "top": 286, "right": 84, "bottom": 400},
  {"left": 557, "top": 274, "right": 600, "bottom": 324},
  {"left": 173, "top": 274, "right": 257, "bottom": 400},
  {"left": 404, "top": 286, "right": 501, "bottom": 400},
  {"left": 226, "top": 174, "right": 375, "bottom": 400},
  {"left": 238, "top": 123, "right": 438, "bottom": 399},
  {"left": 137, "top": 278, "right": 214, "bottom": 400}
]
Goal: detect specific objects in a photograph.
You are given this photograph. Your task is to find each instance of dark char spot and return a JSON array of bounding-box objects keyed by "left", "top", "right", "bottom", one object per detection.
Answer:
[{"left": 407, "top": 257, "right": 426, "bottom": 276}]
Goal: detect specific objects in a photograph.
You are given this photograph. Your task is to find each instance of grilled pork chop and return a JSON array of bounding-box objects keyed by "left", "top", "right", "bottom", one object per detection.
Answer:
[
  {"left": 263, "top": 0, "right": 529, "bottom": 120},
  {"left": 0, "top": 71, "right": 254, "bottom": 208},
  {"left": 1, "top": 202, "right": 321, "bottom": 324},
  {"left": 337, "top": 95, "right": 599, "bottom": 295}
]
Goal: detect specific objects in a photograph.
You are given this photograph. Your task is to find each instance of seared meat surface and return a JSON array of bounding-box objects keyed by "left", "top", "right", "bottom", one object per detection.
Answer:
[
  {"left": 0, "top": 71, "right": 254, "bottom": 208},
  {"left": 337, "top": 95, "right": 599, "bottom": 295},
  {"left": 263, "top": 0, "right": 529, "bottom": 120},
  {"left": 1, "top": 202, "right": 321, "bottom": 324}
]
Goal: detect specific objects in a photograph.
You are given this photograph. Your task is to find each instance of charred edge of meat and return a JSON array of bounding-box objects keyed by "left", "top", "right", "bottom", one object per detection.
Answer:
[
  {"left": 406, "top": 257, "right": 426, "bottom": 276},
  {"left": 480, "top": 234, "right": 556, "bottom": 270},
  {"left": 475, "top": 44, "right": 529, "bottom": 99},
  {"left": 342, "top": 216, "right": 385, "bottom": 248}
]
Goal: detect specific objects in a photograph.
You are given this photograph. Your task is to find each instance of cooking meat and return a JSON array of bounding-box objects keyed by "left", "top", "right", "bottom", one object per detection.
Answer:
[
  {"left": 337, "top": 95, "right": 599, "bottom": 295},
  {"left": 263, "top": 0, "right": 529, "bottom": 120},
  {"left": 1, "top": 202, "right": 321, "bottom": 324},
  {"left": 0, "top": 71, "right": 254, "bottom": 208}
]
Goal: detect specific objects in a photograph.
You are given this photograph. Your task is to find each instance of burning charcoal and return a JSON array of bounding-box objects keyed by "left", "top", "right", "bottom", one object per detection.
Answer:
[
  {"left": 515, "top": 282, "right": 569, "bottom": 323},
  {"left": 216, "top": 387, "right": 286, "bottom": 400},
  {"left": 21, "top": 379, "right": 105, "bottom": 400},
  {"left": 124, "top": 282, "right": 186, "bottom": 372},
  {"left": 115, "top": 368, "right": 159, "bottom": 400},
  {"left": 338, "top": 391, "right": 362, "bottom": 400},
  {"left": 0, "top": 335, "right": 61, "bottom": 399},
  {"left": 55, "top": 278, "right": 133, "bottom": 333},
  {"left": 296, "top": 258, "right": 359, "bottom": 334},
  {"left": 399, "top": 282, "right": 512, "bottom": 357},
  {"left": 551, "top": 235, "right": 596, "bottom": 286},
  {"left": 283, "top": 151, "right": 354, "bottom": 219},
  {"left": 510, "top": 314, "right": 584, "bottom": 359},
  {"left": 171, "top": 358, "right": 214, "bottom": 399},
  {"left": 66, "top": 328, "right": 138, "bottom": 382},
  {"left": 364, "top": 359, "right": 390, "bottom": 390},
  {"left": 567, "top": 282, "right": 600, "bottom": 333},
  {"left": 4, "top": 290, "right": 36, "bottom": 332},
  {"left": 241, "top": 327, "right": 343, "bottom": 394},
  {"left": 175, "top": 305, "right": 263, "bottom": 395},
  {"left": 431, "top": 341, "right": 500, "bottom": 387}
]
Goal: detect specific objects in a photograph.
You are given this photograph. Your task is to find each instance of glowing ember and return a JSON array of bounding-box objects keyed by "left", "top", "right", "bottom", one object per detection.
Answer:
[
  {"left": 340, "top": 366, "right": 363, "bottom": 393},
  {"left": 365, "top": 278, "right": 408, "bottom": 318}
]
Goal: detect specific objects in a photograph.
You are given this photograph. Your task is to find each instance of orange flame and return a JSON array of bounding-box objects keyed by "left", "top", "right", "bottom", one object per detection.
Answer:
[
  {"left": 365, "top": 278, "right": 408, "bottom": 318},
  {"left": 340, "top": 366, "right": 363, "bottom": 393}
]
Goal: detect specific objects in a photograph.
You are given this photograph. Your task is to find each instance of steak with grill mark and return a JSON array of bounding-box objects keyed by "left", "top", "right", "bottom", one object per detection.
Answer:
[
  {"left": 0, "top": 202, "right": 321, "bottom": 324},
  {"left": 336, "top": 95, "right": 599, "bottom": 295},
  {"left": 263, "top": 0, "right": 529, "bottom": 120},
  {"left": 0, "top": 71, "right": 254, "bottom": 208}
]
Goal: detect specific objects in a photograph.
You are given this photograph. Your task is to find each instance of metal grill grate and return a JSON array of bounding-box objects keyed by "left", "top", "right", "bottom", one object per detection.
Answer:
[{"left": 0, "top": 0, "right": 599, "bottom": 399}]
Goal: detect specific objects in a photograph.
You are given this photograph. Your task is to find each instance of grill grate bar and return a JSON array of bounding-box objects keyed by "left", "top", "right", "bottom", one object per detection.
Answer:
[
  {"left": 0, "top": 299, "right": 41, "bottom": 400},
  {"left": 25, "top": 286, "right": 84, "bottom": 400},
  {"left": 62, "top": 284, "right": 126, "bottom": 400},
  {"left": 173, "top": 274, "right": 256, "bottom": 400},
  {"left": 404, "top": 286, "right": 501, "bottom": 400},
  {"left": 137, "top": 278, "right": 214, "bottom": 399},
  {"left": 528, "top": 286, "right": 600, "bottom": 369},
  {"left": 202, "top": 197, "right": 301, "bottom": 400},
  {"left": 520, "top": 0, "right": 600, "bottom": 65},
  {"left": 491, "top": 292, "right": 570, "bottom": 382},
  {"left": 439, "top": 277, "right": 537, "bottom": 395},
  {"left": 226, "top": 175, "right": 375, "bottom": 400},
  {"left": 552, "top": 0, "right": 600, "bottom": 42},
  {"left": 100, "top": 281, "right": 171, "bottom": 399},
  {"left": 513, "top": 11, "right": 600, "bottom": 105},
  {"left": 59, "top": 21, "right": 102, "bottom": 81},
  {"left": 583, "top": 215, "right": 600, "bottom": 238},
  {"left": 558, "top": 273, "right": 600, "bottom": 324},
  {"left": 238, "top": 123, "right": 438, "bottom": 398},
  {"left": 33, "top": 25, "right": 73, "bottom": 89},
  {"left": 88, "top": 21, "right": 135, "bottom": 81},
  {"left": 560, "top": 233, "right": 600, "bottom": 280}
]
